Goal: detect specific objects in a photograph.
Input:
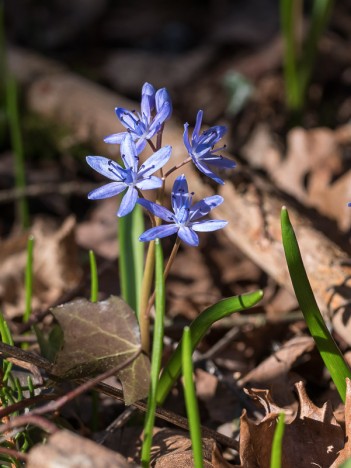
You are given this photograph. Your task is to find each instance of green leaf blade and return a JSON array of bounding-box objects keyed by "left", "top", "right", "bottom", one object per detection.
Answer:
[
  {"left": 156, "top": 289, "right": 263, "bottom": 405},
  {"left": 281, "top": 207, "right": 351, "bottom": 402}
]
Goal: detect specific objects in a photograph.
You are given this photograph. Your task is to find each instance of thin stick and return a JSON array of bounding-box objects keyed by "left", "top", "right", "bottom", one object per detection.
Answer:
[
  {"left": 163, "top": 157, "right": 192, "bottom": 179},
  {"left": 0, "top": 445, "right": 28, "bottom": 462}
]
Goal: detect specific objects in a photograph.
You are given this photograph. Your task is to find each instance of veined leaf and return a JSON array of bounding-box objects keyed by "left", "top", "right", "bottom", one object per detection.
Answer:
[{"left": 52, "top": 296, "right": 150, "bottom": 405}]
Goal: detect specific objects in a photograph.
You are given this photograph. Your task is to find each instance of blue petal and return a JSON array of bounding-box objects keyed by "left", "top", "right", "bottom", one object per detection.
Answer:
[
  {"left": 203, "top": 156, "right": 236, "bottom": 169},
  {"left": 141, "top": 82, "right": 155, "bottom": 117},
  {"left": 136, "top": 176, "right": 163, "bottom": 190},
  {"left": 189, "top": 195, "right": 224, "bottom": 221},
  {"left": 171, "top": 174, "right": 189, "bottom": 214},
  {"left": 200, "top": 125, "right": 226, "bottom": 145},
  {"left": 118, "top": 186, "right": 138, "bottom": 217},
  {"left": 135, "top": 139, "right": 147, "bottom": 153},
  {"left": 192, "top": 110, "right": 203, "bottom": 143},
  {"left": 178, "top": 226, "right": 199, "bottom": 246},
  {"left": 139, "top": 224, "right": 179, "bottom": 242},
  {"left": 138, "top": 145, "right": 172, "bottom": 178},
  {"left": 86, "top": 156, "right": 125, "bottom": 181},
  {"left": 116, "top": 108, "right": 142, "bottom": 135},
  {"left": 191, "top": 220, "right": 228, "bottom": 232},
  {"left": 103, "top": 132, "right": 128, "bottom": 144},
  {"left": 193, "top": 159, "right": 224, "bottom": 185},
  {"left": 155, "top": 88, "right": 172, "bottom": 118},
  {"left": 183, "top": 123, "right": 193, "bottom": 155},
  {"left": 121, "top": 134, "right": 139, "bottom": 171},
  {"left": 148, "top": 102, "right": 172, "bottom": 136},
  {"left": 88, "top": 182, "right": 126, "bottom": 200},
  {"left": 137, "top": 198, "right": 173, "bottom": 222}
]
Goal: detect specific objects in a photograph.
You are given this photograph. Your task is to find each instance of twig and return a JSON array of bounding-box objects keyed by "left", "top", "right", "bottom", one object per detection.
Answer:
[
  {"left": 0, "top": 342, "right": 238, "bottom": 450},
  {"left": 0, "top": 181, "right": 98, "bottom": 203},
  {"left": 0, "top": 348, "right": 142, "bottom": 436},
  {"left": 0, "top": 445, "right": 28, "bottom": 462}
]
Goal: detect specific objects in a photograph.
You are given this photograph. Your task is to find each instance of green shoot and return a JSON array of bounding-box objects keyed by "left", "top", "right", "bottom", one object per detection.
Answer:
[
  {"left": 0, "top": 310, "right": 14, "bottom": 381},
  {"left": 280, "top": 0, "right": 334, "bottom": 113},
  {"left": 270, "top": 413, "right": 285, "bottom": 468},
  {"left": 89, "top": 249, "right": 98, "bottom": 302},
  {"left": 141, "top": 239, "right": 165, "bottom": 467},
  {"left": 182, "top": 327, "right": 203, "bottom": 468},
  {"left": 281, "top": 207, "right": 351, "bottom": 401},
  {"left": 6, "top": 74, "right": 29, "bottom": 229},
  {"left": 23, "top": 235, "right": 34, "bottom": 323},
  {"left": 118, "top": 204, "right": 144, "bottom": 317},
  {"left": 157, "top": 289, "right": 263, "bottom": 405}
]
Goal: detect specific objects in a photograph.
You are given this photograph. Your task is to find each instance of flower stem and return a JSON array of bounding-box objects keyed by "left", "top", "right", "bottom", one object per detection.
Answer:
[
  {"left": 163, "top": 157, "right": 192, "bottom": 179},
  {"left": 145, "top": 236, "right": 181, "bottom": 318},
  {"left": 139, "top": 240, "right": 155, "bottom": 354}
]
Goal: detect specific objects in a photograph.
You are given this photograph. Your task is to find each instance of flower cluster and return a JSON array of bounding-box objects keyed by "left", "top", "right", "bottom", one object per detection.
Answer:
[{"left": 86, "top": 82, "right": 236, "bottom": 246}]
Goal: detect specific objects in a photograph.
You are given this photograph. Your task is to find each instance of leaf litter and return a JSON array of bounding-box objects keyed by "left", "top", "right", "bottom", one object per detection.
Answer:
[{"left": 3, "top": 1, "right": 351, "bottom": 465}]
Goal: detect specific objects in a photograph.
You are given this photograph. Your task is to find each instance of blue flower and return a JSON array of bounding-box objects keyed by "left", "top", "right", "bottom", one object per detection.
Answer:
[
  {"left": 104, "top": 82, "right": 172, "bottom": 152},
  {"left": 87, "top": 134, "right": 172, "bottom": 217},
  {"left": 138, "top": 174, "right": 227, "bottom": 246},
  {"left": 183, "top": 110, "right": 236, "bottom": 184}
]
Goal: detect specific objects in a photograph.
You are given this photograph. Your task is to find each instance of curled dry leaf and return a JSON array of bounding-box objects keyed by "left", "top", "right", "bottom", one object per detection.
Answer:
[
  {"left": 242, "top": 123, "right": 351, "bottom": 231},
  {"left": 0, "top": 216, "right": 82, "bottom": 318},
  {"left": 27, "top": 429, "right": 136, "bottom": 468},
  {"left": 331, "top": 378, "right": 351, "bottom": 467},
  {"left": 239, "top": 336, "right": 315, "bottom": 406},
  {"left": 52, "top": 296, "right": 150, "bottom": 405},
  {"left": 239, "top": 381, "right": 344, "bottom": 467},
  {"left": 149, "top": 428, "right": 221, "bottom": 468}
]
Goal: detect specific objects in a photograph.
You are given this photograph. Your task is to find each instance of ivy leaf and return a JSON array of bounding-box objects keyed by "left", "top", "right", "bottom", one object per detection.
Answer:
[{"left": 51, "top": 296, "right": 150, "bottom": 405}]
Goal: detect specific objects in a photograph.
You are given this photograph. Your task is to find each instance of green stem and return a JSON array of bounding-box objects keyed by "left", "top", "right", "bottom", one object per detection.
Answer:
[
  {"left": 157, "top": 289, "right": 263, "bottom": 405},
  {"left": 141, "top": 239, "right": 165, "bottom": 467},
  {"left": 139, "top": 241, "right": 155, "bottom": 354},
  {"left": 118, "top": 204, "right": 144, "bottom": 315},
  {"left": 182, "top": 327, "right": 203, "bottom": 468},
  {"left": 89, "top": 250, "right": 98, "bottom": 303},
  {"left": 6, "top": 75, "right": 29, "bottom": 229},
  {"left": 270, "top": 413, "right": 285, "bottom": 468}
]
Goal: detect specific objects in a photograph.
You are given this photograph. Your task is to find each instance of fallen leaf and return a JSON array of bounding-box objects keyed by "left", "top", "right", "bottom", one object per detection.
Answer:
[
  {"left": 331, "top": 378, "right": 351, "bottom": 467},
  {"left": 240, "top": 336, "right": 315, "bottom": 385},
  {"left": 239, "top": 381, "right": 344, "bottom": 467},
  {"left": 27, "top": 429, "right": 136, "bottom": 468},
  {"left": 149, "top": 428, "right": 217, "bottom": 468},
  {"left": 52, "top": 296, "right": 150, "bottom": 405},
  {"left": 0, "top": 216, "right": 82, "bottom": 318}
]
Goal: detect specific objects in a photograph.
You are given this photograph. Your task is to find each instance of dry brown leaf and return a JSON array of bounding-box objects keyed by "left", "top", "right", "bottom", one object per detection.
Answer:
[
  {"left": 150, "top": 428, "right": 219, "bottom": 468},
  {"left": 75, "top": 198, "right": 119, "bottom": 259},
  {"left": 239, "top": 381, "right": 344, "bottom": 467},
  {"left": 27, "top": 429, "right": 135, "bottom": 467},
  {"left": 0, "top": 216, "right": 82, "bottom": 318},
  {"left": 331, "top": 378, "right": 351, "bottom": 467},
  {"left": 242, "top": 123, "right": 351, "bottom": 230},
  {"left": 239, "top": 335, "right": 315, "bottom": 384}
]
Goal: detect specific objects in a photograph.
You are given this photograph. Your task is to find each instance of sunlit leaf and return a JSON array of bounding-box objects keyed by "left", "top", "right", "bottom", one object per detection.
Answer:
[{"left": 52, "top": 296, "right": 150, "bottom": 405}]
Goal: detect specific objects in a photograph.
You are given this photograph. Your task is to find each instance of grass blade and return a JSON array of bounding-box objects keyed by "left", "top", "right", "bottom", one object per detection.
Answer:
[
  {"left": 280, "top": 0, "right": 302, "bottom": 110},
  {"left": 23, "top": 236, "right": 34, "bottom": 323},
  {"left": 118, "top": 204, "right": 144, "bottom": 316},
  {"left": 281, "top": 207, "right": 351, "bottom": 401},
  {"left": 156, "top": 289, "right": 263, "bottom": 405},
  {"left": 6, "top": 74, "right": 29, "bottom": 229},
  {"left": 182, "top": 326, "right": 203, "bottom": 468},
  {"left": 270, "top": 413, "right": 285, "bottom": 468},
  {"left": 141, "top": 239, "right": 165, "bottom": 467},
  {"left": 89, "top": 249, "right": 98, "bottom": 303}
]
